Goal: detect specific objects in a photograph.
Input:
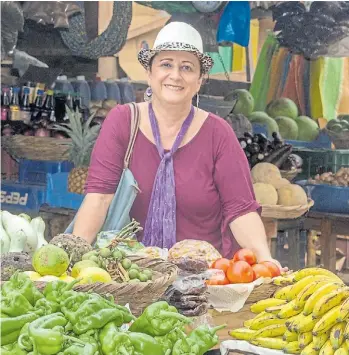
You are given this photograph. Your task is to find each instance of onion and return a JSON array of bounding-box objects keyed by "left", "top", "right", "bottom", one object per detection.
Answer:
[
  {"left": 34, "top": 128, "right": 50, "bottom": 137},
  {"left": 2, "top": 126, "right": 14, "bottom": 136},
  {"left": 53, "top": 132, "right": 67, "bottom": 139},
  {"left": 23, "top": 129, "right": 34, "bottom": 136}
]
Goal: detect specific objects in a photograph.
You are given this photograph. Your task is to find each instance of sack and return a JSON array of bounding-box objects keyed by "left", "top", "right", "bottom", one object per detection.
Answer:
[{"left": 65, "top": 103, "right": 140, "bottom": 241}]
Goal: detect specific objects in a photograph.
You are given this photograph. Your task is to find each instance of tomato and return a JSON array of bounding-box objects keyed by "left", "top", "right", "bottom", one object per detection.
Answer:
[
  {"left": 206, "top": 276, "right": 230, "bottom": 286},
  {"left": 206, "top": 279, "right": 220, "bottom": 286},
  {"left": 226, "top": 261, "right": 254, "bottom": 284},
  {"left": 232, "top": 249, "right": 257, "bottom": 266},
  {"left": 211, "top": 258, "right": 231, "bottom": 273},
  {"left": 260, "top": 261, "right": 281, "bottom": 277},
  {"left": 252, "top": 263, "right": 272, "bottom": 280},
  {"left": 217, "top": 276, "right": 230, "bottom": 285}
]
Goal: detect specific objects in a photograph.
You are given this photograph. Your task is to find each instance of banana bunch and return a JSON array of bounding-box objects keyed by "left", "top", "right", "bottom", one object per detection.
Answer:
[{"left": 229, "top": 268, "right": 349, "bottom": 354}]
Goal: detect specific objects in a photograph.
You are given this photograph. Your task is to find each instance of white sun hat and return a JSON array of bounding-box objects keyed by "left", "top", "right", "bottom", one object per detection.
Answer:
[{"left": 138, "top": 22, "right": 214, "bottom": 74}]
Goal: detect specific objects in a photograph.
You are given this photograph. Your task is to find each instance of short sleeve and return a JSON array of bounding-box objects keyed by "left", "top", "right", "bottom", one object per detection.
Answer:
[
  {"left": 213, "top": 118, "right": 260, "bottom": 232},
  {"left": 85, "top": 105, "right": 131, "bottom": 194}
]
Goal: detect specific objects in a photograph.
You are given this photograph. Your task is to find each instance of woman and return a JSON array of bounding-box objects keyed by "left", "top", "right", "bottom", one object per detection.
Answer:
[{"left": 73, "top": 22, "right": 283, "bottom": 270}]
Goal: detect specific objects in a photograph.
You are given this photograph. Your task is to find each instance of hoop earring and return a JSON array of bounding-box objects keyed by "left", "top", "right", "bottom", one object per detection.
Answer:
[
  {"left": 196, "top": 93, "right": 200, "bottom": 108},
  {"left": 144, "top": 87, "right": 152, "bottom": 102}
]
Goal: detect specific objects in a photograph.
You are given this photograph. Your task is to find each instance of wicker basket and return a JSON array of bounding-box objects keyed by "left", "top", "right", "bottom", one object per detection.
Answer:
[
  {"left": 280, "top": 169, "right": 302, "bottom": 181},
  {"left": 261, "top": 199, "right": 314, "bottom": 219},
  {"left": 324, "top": 128, "right": 349, "bottom": 149},
  {"left": 33, "top": 256, "right": 178, "bottom": 316},
  {"left": 1, "top": 136, "right": 71, "bottom": 161},
  {"left": 245, "top": 281, "right": 280, "bottom": 304}
]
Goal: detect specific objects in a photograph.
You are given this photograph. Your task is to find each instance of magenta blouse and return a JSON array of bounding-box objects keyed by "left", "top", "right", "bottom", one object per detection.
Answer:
[{"left": 85, "top": 104, "right": 260, "bottom": 258}]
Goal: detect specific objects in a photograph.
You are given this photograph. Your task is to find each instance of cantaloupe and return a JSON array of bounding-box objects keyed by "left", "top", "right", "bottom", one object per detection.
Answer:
[
  {"left": 277, "top": 184, "right": 308, "bottom": 206},
  {"left": 273, "top": 178, "right": 291, "bottom": 190},
  {"left": 253, "top": 183, "right": 278, "bottom": 205},
  {"left": 251, "top": 163, "right": 282, "bottom": 185}
]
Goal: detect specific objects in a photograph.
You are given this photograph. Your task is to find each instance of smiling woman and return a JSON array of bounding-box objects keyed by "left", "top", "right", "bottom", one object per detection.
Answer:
[{"left": 71, "top": 22, "right": 284, "bottom": 269}]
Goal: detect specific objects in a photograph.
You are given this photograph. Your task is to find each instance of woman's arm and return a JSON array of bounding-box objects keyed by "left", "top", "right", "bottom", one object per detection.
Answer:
[
  {"left": 229, "top": 211, "right": 271, "bottom": 262},
  {"left": 72, "top": 193, "right": 114, "bottom": 244}
]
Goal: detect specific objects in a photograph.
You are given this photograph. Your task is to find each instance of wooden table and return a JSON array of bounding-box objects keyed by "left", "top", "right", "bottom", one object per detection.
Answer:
[{"left": 274, "top": 212, "right": 349, "bottom": 272}]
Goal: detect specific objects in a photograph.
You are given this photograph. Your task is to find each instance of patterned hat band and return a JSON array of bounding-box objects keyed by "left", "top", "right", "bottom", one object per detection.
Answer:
[{"left": 138, "top": 42, "right": 214, "bottom": 74}]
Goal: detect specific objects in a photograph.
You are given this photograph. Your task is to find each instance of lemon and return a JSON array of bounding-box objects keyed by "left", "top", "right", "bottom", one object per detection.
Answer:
[
  {"left": 78, "top": 267, "right": 112, "bottom": 284},
  {"left": 37, "top": 275, "right": 60, "bottom": 282},
  {"left": 59, "top": 274, "right": 75, "bottom": 283},
  {"left": 23, "top": 271, "right": 42, "bottom": 281},
  {"left": 71, "top": 260, "right": 98, "bottom": 278}
]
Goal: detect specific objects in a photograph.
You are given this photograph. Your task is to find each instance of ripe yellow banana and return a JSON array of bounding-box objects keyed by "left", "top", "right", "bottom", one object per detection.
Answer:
[
  {"left": 250, "top": 314, "right": 286, "bottom": 331},
  {"left": 287, "top": 275, "right": 335, "bottom": 302},
  {"left": 330, "top": 322, "right": 346, "bottom": 350},
  {"left": 287, "top": 313, "right": 306, "bottom": 332},
  {"left": 254, "top": 324, "right": 287, "bottom": 338},
  {"left": 229, "top": 327, "right": 257, "bottom": 341},
  {"left": 313, "top": 305, "right": 342, "bottom": 336},
  {"left": 278, "top": 299, "right": 303, "bottom": 319},
  {"left": 250, "top": 298, "right": 288, "bottom": 314},
  {"left": 299, "top": 331, "right": 313, "bottom": 349},
  {"left": 319, "top": 339, "right": 335, "bottom": 355},
  {"left": 313, "top": 329, "right": 331, "bottom": 350},
  {"left": 334, "top": 341, "right": 349, "bottom": 355},
  {"left": 293, "top": 280, "right": 329, "bottom": 311},
  {"left": 300, "top": 342, "right": 319, "bottom": 355},
  {"left": 293, "top": 268, "right": 343, "bottom": 282},
  {"left": 273, "top": 274, "right": 295, "bottom": 286},
  {"left": 343, "top": 322, "right": 349, "bottom": 342},
  {"left": 283, "top": 341, "right": 302, "bottom": 354},
  {"left": 274, "top": 284, "right": 294, "bottom": 300},
  {"left": 265, "top": 305, "right": 285, "bottom": 314},
  {"left": 250, "top": 337, "right": 288, "bottom": 350},
  {"left": 294, "top": 314, "right": 317, "bottom": 334},
  {"left": 304, "top": 283, "right": 343, "bottom": 316},
  {"left": 312, "top": 288, "right": 349, "bottom": 319},
  {"left": 338, "top": 297, "right": 349, "bottom": 322},
  {"left": 283, "top": 329, "right": 298, "bottom": 342}
]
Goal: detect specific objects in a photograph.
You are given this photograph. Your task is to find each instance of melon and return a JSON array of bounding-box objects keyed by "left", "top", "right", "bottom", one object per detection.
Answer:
[
  {"left": 253, "top": 183, "right": 278, "bottom": 205},
  {"left": 273, "top": 178, "right": 291, "bottom": 190},
  {"left": 266, "top": 98, "right": 298, "bottom": 120},
  {"left": 251, "top": 163, "right": 282, "bottom": 185},
  {"left": 225, "top": 89, "right": 255, "bottom": 116},
  {"left": 277, "top": 184, "right": 308, "bottom": 206},
  {"left": 248, "top": 112, "right": 279, "bottom": 137},
  {"left": 275, "top": 116, "right": 299, "bottom": 140},
  {"left": 295, "top": 116, "right": 319, "bottom": 142}
]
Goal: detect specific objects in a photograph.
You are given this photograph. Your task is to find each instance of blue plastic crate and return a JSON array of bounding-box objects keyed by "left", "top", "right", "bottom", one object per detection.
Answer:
[
  {"left": 19, "top": 159, "right": 74, "bottom": 185},
  {"left": 45, "top": 172, "right": 84, "bottom": 210},
  {"left": 297, "top": 180, "right": 349, "bottom": 214},
  {"left": 1, "top": 180, "right": 47, "bottom": 213}
]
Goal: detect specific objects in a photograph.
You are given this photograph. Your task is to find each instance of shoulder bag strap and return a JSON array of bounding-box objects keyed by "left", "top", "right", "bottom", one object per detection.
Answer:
[{"left": 124, "top": 102, "right": 140, "bottom": 169}]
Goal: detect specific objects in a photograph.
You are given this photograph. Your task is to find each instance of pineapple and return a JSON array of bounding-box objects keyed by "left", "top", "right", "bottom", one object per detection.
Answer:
[{"left": 53, "top": 108, "right": 100, "bottom": 194}]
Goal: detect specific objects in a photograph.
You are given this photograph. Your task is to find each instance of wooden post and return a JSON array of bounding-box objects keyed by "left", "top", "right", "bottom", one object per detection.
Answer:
[
  {"left": 320, "top": 219, "right": 336, "bottom": 271},
  {"left": 98, "top": 1, "right": 118, "bottom": 80},
  {"left": 306, "top": 231, "right": 317, "bottom": 267}
]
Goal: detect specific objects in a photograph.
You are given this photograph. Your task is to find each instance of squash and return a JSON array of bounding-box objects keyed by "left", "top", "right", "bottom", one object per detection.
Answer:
[
  {"left": 251, "top": 162, "right": 282, "bottom": 185},
  {"left": 225, "top": 113, "right": 252, "bottom": 138},
  {"left": 277, "top": 184, "right": 308, "bottom": 206},
  {"left": 253, "top": 183, "right": 278, "bottom": 205}
]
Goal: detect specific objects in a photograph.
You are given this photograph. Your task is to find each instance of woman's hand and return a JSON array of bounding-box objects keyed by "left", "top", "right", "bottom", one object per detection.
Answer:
[{"left": 259, "top": 257, "right": 289, "bottom": 274}]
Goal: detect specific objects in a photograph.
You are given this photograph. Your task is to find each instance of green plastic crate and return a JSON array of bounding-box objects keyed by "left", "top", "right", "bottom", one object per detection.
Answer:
[{"left": 294, "top": 148, "right": 349, "bottom": 180}]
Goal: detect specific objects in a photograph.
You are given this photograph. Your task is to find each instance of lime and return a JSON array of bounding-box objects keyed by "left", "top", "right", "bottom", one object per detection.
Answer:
[
  {"left": 112, "top": 250, "right": 123, "bottom": 260},
  {"left": 82, "top": 251, "right": 98, "bottom": 261},
  {"left": 99, "top": 248, "right": 112, "bottom": 258},
  {"left": 71, "top": 260, "right": 98, "bottom": 278},
  {"left": 128, "top": 269, "right": 139, "bottom": 280},
  {"left": 142, "top": 269, "right": 153, "bottom": 280},
  {"left": 129, "top": 279, "right": 141, "bottom": 283},
  {"left": 130, "top": 263, "right": 139, "bottom": 270},
  {"left": 89, "top": 255, "right": 100, "bottom": 264},
  {"left": 121, "top": 258, "right": 132, "bottom": 270},
  {"left": 138, "top": 272, "right": 149, "bottom": 282}
]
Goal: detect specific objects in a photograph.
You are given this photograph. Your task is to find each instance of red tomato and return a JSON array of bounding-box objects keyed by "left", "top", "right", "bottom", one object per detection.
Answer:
[
  {"left": 217, "top": 276, "right": 230, "bottom": 285},
  {"left": 206, "top": 279, "right": 220, "bottom": 286},
  {"left": 260, "top": 261, "right": 281, "bottom": 278},
  {"left": 252, "top": 263, "right": 272, "bottom": 280},
  {"left": 211, "top": 258, "right": 231, "bottom": 273},
  {"left": 226, "top": 261, "right": 254, "bottom": 284},
  {"left": 232, "top": 249, "right": 257, "bottom": 266}
]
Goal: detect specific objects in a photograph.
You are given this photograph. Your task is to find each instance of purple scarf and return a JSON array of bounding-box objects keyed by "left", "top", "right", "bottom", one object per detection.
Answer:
[{"left": 143, "top": 103, "right": 195, "bottom": 249}]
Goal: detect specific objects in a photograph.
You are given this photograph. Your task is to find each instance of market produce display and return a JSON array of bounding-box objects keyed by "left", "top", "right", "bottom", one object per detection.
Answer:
[
  {"left": 308, "top": 168, "right": 349, "bottom": 187},
  {"left": 326, "top": 115, "right": 349, "bottom": 134},
  {"left": 1, "top": 272, "right": 225, "bottom": 355},
  {"left": 229, "top": 267, "right": 349, "bottom": 354},
  {"left": 251, "top": 162, "right": 308, "bottom": 206},
  {"left": 206, "top": 248, "right": 280, "bottom": 285}
]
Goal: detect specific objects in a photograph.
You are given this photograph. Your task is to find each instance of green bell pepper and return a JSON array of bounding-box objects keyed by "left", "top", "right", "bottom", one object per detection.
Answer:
[
  {"left": 34, "top": 298, "right": 60, "bottom": 316},
  {"left": 1, "top": 343, "right": 28, "bottom": 355},
  {"left": 27, "top": 312, "right": 83, "bottom": 355},
  {"left": 2, "top": 271, "right": 43, "bottom": 306},
  {"left": 129, "top": 301, "right": 192, "bottom": 337},
  {"left": 1, "top": 312, "right": 39, "bottom": 346},
  {"left": 18, "top": 323, "right": 33, "bottom": 352},
  {"left": 78, "top": 329, "right": 101, "bottom": 354},
  {"left": 187, "top": 325, "right": 226, "bottom": 355},
  {"left": 1, "top": 292, "right": 34, "bottom": 317},
  {"left": 128, "top": 332, "right": 165, "bottom": 355},
  {"left": 43, "top": 279, "right": 80, "bottom": 304},
  {"left": 60, "top": 343, "right": 97, "bottom": 355},
  {"left": 172, "top": 337, "right": 200, "bottom": 355},
  {"left": 155, "top": 327, "right": 187, "bottom": 353}
]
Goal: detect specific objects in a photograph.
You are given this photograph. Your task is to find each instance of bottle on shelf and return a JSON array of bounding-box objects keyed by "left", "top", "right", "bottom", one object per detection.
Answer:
[
  {"left": 90, "top": 75, "right": 107, "bottom": 101},
  {"left": 20, "top": 87, "right": 31, "bottom": 124},
  {"left": 10, "top": 87, "right": 21, "bottom": 121},
  {"left": 41, "top": 90, "right": 55, "bottom": 123},
  {"left": 31, "top": 89, "right": 44, "bottom": 123},
  {"left": 75, "top": 75, "right": 91, "bottom": 110},
  {"left": 1, "top": 87, "right": 11, "bottom": 121}
]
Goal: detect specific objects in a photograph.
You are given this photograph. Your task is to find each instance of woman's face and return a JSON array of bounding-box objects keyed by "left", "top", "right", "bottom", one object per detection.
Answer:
[{"left": 147, "top": 51, "right": 203, "bottom": 106}]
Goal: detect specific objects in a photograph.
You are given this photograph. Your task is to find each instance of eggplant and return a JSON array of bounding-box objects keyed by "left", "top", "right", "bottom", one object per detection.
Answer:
[
  {"left": 247, "top": 143, "right": 261, "bottom": 154},
  {"left": 288, "top": 154, "right": 303, "bottom": 169},
  {"left": 263, "top": 144, "right": 293, "bottom": 168},
  {"left": 238, "top": 138, "right": 248, "bottom": 150},
  {"left": 250, "top": 154, "right": 260, "bottom": 167}
]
